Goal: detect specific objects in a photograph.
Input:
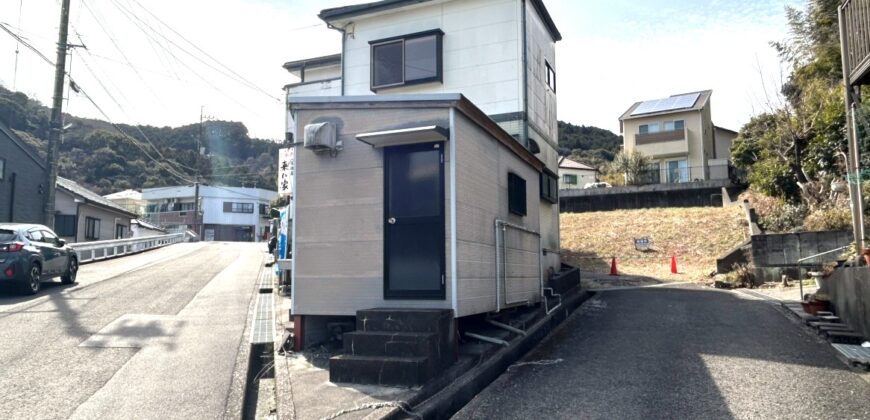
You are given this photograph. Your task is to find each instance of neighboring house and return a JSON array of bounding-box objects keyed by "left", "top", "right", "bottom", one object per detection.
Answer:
[
  {"left": 55, "top": 177, "right": 138, "bottom": 243},
  {"left": 104, "top": 189, "right": 146, "bottom": 216},
  {"left": 283, "top": 0, "right": 565, "bottom": 367},
  {"left": 130, "top": 219, "right": 167, "bottom": 237},
  {"left": 620, "top": 90, "right": 730, "bottom": 184},
  {"left": 142, "top": 185, "right": 277, "bottom": 242},
  {"left": 558, "top": 157, "right": 597, "bottom": 189},
  {"left": 0, "top": 121, "right": 46, "bottom": 224},
  {"left": 714, "top": 126, "right": 738, "bottom": 160}
]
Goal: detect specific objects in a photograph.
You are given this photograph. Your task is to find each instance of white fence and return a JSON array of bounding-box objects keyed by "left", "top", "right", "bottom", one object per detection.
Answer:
[{"left": 69, "top": 233, "right": 187, "bottom": 264}]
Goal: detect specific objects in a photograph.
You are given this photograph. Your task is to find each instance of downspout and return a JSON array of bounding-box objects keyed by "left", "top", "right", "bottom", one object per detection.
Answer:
[
  {"left": 8, "top": 173, "right": 16, "bottom": 222},
  {"left": 521, "top": 0, "right": 529, "bottom": 148},
  {"left": 326, "top": 22, "right": 348, "bottom": 96}
]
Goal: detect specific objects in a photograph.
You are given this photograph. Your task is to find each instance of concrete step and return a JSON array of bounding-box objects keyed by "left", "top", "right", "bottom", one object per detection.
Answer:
[
  {"left": 329, "top": 354, "right": 431, "bottom": 387},
  {"left": 342, "top": 331, "right": 439, "bottom": 358},
  {"left": 826, "top": 331, "right": 867, "bottom": 344},
  {"left": 356, "top": 308, "right": 453, "bottom": 333}
]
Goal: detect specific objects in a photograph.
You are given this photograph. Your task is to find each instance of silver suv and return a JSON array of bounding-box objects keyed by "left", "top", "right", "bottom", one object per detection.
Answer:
[{"left": 0, "top": 224, "right": 78, "bottom": 295}]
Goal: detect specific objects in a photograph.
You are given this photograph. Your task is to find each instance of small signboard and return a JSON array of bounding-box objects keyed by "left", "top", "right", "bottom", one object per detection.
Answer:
[
  {"left": 278, "top": 147, "right": 295, "bottom": 197},
  {"left": 634, "top": 237, "right": 652, "bottom": 252}
]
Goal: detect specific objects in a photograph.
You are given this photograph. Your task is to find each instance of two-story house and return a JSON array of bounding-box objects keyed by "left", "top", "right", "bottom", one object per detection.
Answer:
[
  {"left": 283, "top": 0, "right": 568, "bottom": 385},
  {"left": 619, "top": 90, "right": 736, "bottom": 184}
]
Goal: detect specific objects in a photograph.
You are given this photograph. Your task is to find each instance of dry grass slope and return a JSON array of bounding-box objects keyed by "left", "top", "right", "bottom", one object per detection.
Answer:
[{"left": 561, "top": 207, "right": 746, "bottom": 281}]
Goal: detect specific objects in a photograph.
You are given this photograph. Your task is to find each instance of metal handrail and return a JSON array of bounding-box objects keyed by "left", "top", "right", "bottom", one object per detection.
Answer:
[{"left": 70, "top": 233, "right": 186, "bottom": 263}]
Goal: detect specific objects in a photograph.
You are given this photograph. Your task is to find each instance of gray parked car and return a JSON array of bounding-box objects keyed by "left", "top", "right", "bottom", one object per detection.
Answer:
[{"left": 0, "top": 224, "right": 78, "bottom": 295}]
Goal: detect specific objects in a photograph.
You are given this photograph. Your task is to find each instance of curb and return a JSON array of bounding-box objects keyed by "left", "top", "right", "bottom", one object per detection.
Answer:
[{"left": 386, "top": 288, "right": 593, "bottom": 420}]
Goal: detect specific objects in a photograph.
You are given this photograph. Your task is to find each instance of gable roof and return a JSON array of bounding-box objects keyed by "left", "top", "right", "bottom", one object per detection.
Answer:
[
  {"left": 104, "top": 189, "right": 143, "bottom": 200},
  {"left": 57, "top": 177, "right": 138, "bottom": 218},
  {"left": 319, "top": 0, "right": 562, "bottom": 41},
  {"left": 619, "top": 90, "right": 713, "bottom": 121},
  {"left": 0, "top": 120, "right": 46, "bottom": 170},
  {"left": 714, "top": 125, "right": 738, "bottom": 135},
  {"left": 558, "top": 156, "right": 596, "bottom": 171}
]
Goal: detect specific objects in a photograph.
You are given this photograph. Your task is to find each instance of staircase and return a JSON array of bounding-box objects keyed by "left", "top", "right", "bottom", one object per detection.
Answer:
[{"left": 329, "top": 308, "right": 456, "bottom": 387}]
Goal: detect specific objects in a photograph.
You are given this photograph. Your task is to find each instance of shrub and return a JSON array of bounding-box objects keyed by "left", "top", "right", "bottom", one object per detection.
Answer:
[
  {"left": 759, "top": 203, "right": 808, "bottom": 233},
  {"left": 738, "top": 189, "right": 784, "bottom": 220},
  {"left": 725, "top": 263, "right": 755, "bottom": 288},
  {"left": 803, "top": 206, "right": 852, "bottom": 231}
]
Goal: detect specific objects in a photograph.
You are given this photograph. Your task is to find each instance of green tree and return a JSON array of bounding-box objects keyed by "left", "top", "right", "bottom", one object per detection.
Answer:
[{"left": 609, "top": 150, "right": 652, "bottom": 186}]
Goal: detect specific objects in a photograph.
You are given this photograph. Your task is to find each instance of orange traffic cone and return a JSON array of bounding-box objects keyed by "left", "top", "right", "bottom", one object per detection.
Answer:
[
  {"left": 610, "top": 257, "right": 618, "bottom": 276},
  {"left": 671, "top": 255, "right": 678, "bottom": 274}
]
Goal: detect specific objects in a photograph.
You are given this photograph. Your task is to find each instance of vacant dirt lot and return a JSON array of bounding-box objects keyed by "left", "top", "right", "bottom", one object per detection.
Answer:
[{"left": 561, "top": 206, "right": 746, "bottom": 281}]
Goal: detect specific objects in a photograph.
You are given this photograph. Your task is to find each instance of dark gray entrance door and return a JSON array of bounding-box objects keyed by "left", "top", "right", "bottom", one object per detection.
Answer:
[{"left": 384, "top": 142, "right": 445, "bottom": 300}]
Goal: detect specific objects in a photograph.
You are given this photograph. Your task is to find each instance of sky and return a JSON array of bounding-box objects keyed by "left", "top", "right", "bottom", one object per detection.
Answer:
[{"left": 0, "top": 0, "right": 802, "bottom": 140}]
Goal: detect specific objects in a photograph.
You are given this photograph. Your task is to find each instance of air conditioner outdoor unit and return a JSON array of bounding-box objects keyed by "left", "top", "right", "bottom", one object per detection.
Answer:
[{"left": 303, "top": 122, "right": 340, "bottom": 153}]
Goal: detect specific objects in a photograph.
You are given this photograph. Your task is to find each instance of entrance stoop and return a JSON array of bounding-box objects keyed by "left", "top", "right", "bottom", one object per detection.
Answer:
[{"left": 329, "top": 308, "right": 456, "bottom": 387}]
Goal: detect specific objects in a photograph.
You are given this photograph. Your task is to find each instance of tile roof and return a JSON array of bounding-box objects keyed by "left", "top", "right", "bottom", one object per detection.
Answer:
[
  {"left": 57, "top": 177, "right": 138, "bottom": 218},
  {"left": 558, "top": 156, "right": 596, "bottom": 171}
]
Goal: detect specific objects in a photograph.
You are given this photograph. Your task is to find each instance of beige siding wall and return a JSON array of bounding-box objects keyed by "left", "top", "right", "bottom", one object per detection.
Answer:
[
  {"left": 453, "top": 112, "right": 545, "bottom": 317},
  {"left": 622, "top": 109, "right": 708, "bottom": 169},
  {"left": 293, "top": 107, "right": 452, "bottom": 316},
  {"left": 714, "top": 127, "right": 737, "bottom": 160}
]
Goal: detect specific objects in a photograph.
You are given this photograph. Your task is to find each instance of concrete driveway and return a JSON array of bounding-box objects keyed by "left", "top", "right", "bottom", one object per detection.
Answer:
[{"left": 454, "top": 284, "right": 870, "bottom": 420}]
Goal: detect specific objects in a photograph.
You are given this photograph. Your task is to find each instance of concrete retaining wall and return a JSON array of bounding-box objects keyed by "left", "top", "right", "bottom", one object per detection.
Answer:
[
  {"left": 751, "top": 231, "right": 851, "bottom": 268},
  {"left": 559, "top": 183, "right": 745, "bottom": 213},
  {"left": 823, "top": 268, "right": 870, "bottom": 339}
]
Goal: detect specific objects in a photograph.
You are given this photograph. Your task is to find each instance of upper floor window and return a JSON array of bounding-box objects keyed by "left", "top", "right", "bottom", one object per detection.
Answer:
[
  {"left": 664, "top": 120, "right": 685, "bottom": 131},
  {"left": 370, "top": 29, "right": 443, "bottom": 90},
  {"left": 639, "top": 123, "right": 660, "bottom": 134},
  {"left": 546, "top": 61, "right": 556, "bottom": 93},
  {"left": 508, "top": 173, "right": 527, "bottom": 216},
  {"left": 223, "top": 202, "right": 254, "bottom": 214}
]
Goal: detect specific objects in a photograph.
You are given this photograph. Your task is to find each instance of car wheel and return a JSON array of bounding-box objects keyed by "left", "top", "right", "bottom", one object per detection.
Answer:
[
  {"left": 61, "top": 258, "right": 78, "bottom": 284},
  {"left": 21, "top": 264, "right": 41, "bottom": 295}
]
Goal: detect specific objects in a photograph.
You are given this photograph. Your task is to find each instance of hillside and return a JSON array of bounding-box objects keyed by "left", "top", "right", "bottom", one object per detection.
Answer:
[
  {"left": 561, "top": 207, "right": 746, "bottom": 281},
  {"left": 0, "top": 85, "right": 278, "bottom": 195},
  {"left": 557, "top": 121, "right": 622, "bottom": 169}
]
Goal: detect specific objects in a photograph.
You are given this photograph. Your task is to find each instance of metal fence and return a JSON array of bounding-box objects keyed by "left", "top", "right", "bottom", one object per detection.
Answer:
[
  {"left": 69, "top": 233, "right": 187, "bottom": 264},
  {"left": 629, "top": 164, "right": 743, "bottom": 186}
]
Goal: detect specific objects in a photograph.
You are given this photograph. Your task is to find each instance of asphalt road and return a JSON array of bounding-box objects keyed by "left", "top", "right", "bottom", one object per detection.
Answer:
[
  {"left": 453, "top": 284, "right": 870, "bottom": 420},
  {"left": 0, "top": 242, "right": 264, "bottom": 419}
]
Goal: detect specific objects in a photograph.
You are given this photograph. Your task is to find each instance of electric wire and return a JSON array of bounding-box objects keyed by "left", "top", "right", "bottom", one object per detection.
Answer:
[
  {"left": 127, "top": 0, "right": 282, "bottom": 103},
  {"left": 0, "top": 23, "right": 194, "bottom": 184}
]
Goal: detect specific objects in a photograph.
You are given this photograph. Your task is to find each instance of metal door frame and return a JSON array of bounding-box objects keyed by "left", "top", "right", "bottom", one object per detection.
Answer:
[{"left": 383, "top": 141, "right": 446, "bottom": 300}]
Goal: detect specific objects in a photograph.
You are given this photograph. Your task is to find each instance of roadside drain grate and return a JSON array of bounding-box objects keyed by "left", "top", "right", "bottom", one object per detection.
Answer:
[{"left": 250, "top": 267, "right": 275, "bottom": 345}]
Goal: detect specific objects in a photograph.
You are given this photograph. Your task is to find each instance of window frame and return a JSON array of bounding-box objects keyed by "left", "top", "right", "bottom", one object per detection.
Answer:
[
  {"left": 223, "top": 202, "right": 254, "bottom": 214},
  {"left": 563, "top": 174, "right": 578, "bottom": 185},
  {"left": 54, "top": 214, "right": 76, "bottom": 237},
  {"left": 115, "top": 224, "right": 128, "bottom": 239},
  {"left": 0, "top": 158, "right": 5, "bottom": 181},
  {"left": 85, "top": 217, "right": 101, "bottom": 240},
  {"left": 369, "top": 29, "right": 444, "bottom": 91},
  {"left": 545, "top": 60, "right": 556, "bottom": 93},
  {"left": 664, "top": 120, "right": 685, "bottom": 131},
  {"left": 508, "top": 172, "right": 527, "bottom": 216}
]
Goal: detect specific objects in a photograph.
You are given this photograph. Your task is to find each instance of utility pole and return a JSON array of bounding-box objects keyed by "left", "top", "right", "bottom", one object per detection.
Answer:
[
  {"left": 195, "top": 106, "right": 204, "bottom": 238},
  {"left": 44, "top": 0, "right": 71, "bottom": 228}
]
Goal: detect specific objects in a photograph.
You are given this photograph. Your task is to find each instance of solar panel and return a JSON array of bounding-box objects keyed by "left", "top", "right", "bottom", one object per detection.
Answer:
[{"left": 630, "top": 92, "right": 701, "bottom": 116}]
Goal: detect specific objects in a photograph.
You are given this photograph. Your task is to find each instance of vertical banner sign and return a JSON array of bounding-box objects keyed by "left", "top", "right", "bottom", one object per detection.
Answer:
[
  {"left": 277, "top": 206, "right": 289, "bottom": 273},
  {"left": 278, "top": 147, "right": 295, "bottom": 197}
]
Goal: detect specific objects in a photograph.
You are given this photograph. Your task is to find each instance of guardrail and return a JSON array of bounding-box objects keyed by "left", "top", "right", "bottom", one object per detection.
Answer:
[{"left": 69, "top": 233, "right": 187, "bottom": 264}]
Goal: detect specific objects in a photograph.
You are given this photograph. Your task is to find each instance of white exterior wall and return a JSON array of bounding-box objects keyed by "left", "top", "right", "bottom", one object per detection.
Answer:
[
  {"left": 340, "top": 0, "right": 524, "bottom": 118},
  {"left": 524, "top": 1, "right": 558, "bottom": 155},
  {"left": 558, "top": 167, "right": 597, "bottom": 189}
]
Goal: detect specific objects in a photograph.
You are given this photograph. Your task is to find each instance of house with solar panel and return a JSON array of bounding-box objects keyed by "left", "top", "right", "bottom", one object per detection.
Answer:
[
  {"left": 280, "top": 0, "right": 579, "bottom": 387},
  {"left": 619, "top": 90, "right": 737, "bottom": 184}
]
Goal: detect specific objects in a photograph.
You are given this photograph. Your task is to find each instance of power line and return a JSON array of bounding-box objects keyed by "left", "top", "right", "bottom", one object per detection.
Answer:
[
  {"left": 112, "top": 0, "right": 280, "bottom": 103},
  {"left": 0, "top": 23, "right": 193, "bottom": 184},
  {"left": 127, "top": 0, "right": 282, "bottom": 103}
]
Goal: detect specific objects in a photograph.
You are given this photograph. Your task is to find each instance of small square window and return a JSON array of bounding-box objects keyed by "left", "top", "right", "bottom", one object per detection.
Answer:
[{"left": 508, "top": 173, "right": 527, "bottom": 216}]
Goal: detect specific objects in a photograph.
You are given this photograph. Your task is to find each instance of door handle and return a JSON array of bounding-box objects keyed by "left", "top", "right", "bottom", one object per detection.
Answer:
[{"left": 387, "top": 217, "right": 397, "bottom": 225}]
